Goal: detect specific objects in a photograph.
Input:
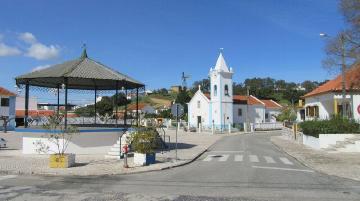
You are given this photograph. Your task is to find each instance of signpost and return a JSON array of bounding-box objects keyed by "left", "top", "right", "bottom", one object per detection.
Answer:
[{"left": 171, "top": 103, "right": 184, "bottom": 160}]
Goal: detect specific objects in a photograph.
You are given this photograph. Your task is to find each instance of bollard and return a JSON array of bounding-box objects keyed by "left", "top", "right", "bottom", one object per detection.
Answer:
[
  {"left": 187, "top": 123, "right": 190, "bottom": 133},
  {"left": 122, "top": 145, "right": 129, "bottom": 168},
  {"left": 212, "top": 123, "right": 215, "bottom": 134},
  {"left": 198, "top": 123, "right": 202, "bottom": 133},
  {"left": 293, "top": 123, "right": 297, "bottom": 140},
  {"left": 250, "top": 123, "right": 254, "bottom": 132},
  {"left": 228, "top": 123, "right": 231, "bottom": 134}
]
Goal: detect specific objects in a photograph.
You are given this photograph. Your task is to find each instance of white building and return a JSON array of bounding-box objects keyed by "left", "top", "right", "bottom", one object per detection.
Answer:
[
  {"left": 298, "top": 62, "right": 360, "bottom": 121},
  {"left": 188, "top": 53, "right": 282, "bottom": 129},
  {"left": 0, "top": 86, "right": 16, "bottom": 130}
]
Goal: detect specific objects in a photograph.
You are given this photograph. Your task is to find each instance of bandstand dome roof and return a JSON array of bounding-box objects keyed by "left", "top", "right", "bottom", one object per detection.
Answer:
[{"left": 15, "top": 49, "right": 144, "bottom": 90}]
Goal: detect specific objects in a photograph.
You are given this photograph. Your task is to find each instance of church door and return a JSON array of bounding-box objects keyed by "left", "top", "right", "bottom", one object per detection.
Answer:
[{"left": 197, "top": 116, "right": 201, "bottom": 128}]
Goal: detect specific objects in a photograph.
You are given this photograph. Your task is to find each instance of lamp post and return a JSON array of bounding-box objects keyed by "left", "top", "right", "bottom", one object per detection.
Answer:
[
  {"left": 246, "top": 86, "right": 250, "bottom": 132},
  {"left": 320, "top": 32, "right": 347, "bottom": 118}
]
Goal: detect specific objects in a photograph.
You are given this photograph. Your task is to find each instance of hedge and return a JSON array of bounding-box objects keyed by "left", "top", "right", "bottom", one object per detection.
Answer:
[{"left": 299, "top": 117, "right": 360, "bottom": 138}]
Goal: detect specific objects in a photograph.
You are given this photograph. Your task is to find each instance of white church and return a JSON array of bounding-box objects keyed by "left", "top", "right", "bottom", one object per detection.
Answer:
[{"left": 187, "top": 53, "right": 282, "bottom": 130}]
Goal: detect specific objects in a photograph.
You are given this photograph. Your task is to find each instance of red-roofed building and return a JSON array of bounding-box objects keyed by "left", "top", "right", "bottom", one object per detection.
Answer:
[
  {"left": 0, "top": 86, "right": 16, "bottom": 130},
  {"left": 299, "top": 62, "right": 360, "bottom": 121}
]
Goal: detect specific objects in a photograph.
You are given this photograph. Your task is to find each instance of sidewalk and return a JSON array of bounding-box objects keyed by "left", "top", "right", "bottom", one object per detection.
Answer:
[
  {"left": 271, "top": 135, "right": 360, "bottom": 181},
  {"left": 0, "top": 130, "right": 223, "bottom": 176}
]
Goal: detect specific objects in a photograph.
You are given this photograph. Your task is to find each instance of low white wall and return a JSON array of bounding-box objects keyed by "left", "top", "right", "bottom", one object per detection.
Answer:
[
  {"left": 302, "top": 135, "right": 320, "bottom": 149},
  {"left": 22, "top": 132, "right": 120, "bottom": 155},
  {"left": 302, "top": 134, "right": 355, "bottom": 149},
  {"left": 254, "top": 122, "right": 282, "bottom": 130}
]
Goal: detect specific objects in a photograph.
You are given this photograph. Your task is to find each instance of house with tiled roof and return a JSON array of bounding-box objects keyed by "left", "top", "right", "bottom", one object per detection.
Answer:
[
  {"left": 0, "top": 86, "right": 16, "bottom": 130},
  {"left": 187, "top": 53, "right": 282, "bottom": 130},
  {"left": 299, "top": 62, "right": 360, "bottom": 121},
  {"left": 127, "top": 103, "right": 156, "bottom": 117}
]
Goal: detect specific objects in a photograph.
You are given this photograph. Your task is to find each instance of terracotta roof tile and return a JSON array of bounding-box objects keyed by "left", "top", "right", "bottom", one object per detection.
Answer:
[
  {"left": 260, "top": 99, "right": 282, "bottom": 109},
  {"left": 0, "top": 86, "right": 16, "bottom": 96},
  {"left": 15, "top": 110, "right": 77, "bottom": 118},
  {"left": 233, "top": 95, "right": 264, "bottom": 105},
  {"left": 303, "top": 62, "right": 360, "bottom": 98},
  {"left": 127, "top": 103, "right": 148, "bottom": 110},
  {"left": 202, "top": 93, "right": 281, "bottom": 107}
]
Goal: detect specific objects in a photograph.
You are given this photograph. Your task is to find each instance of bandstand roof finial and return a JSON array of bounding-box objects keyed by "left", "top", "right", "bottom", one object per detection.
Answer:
[{"left": 81, "top": 43, "right": 88, "bottom": 59}]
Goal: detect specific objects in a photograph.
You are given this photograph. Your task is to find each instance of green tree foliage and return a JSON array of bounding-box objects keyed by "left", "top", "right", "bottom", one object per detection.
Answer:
[
  {"left": 153, "top": 88, "right": 169, "bottom": 96},
  {"left": 158, "top": 109, "right": 172, "bottom": 118},
  {"left": 74, "top": 93, "right": 130, "bottom": 117},
  {"left": 190, "top": 79, "right": 210, "bottom": 94},
  {"left": 112, "top": 92, "right": 130, "bottom": 106},
  {"left": 96, "top": 96, "right": 113, "bottom": 116},
  {"left": 74, "top": 105, "right": 95, "bottom": 117},
  {"left": 277, "top": 105, "right": 297, "bottom": 122},
  {"left": 175, "top": 88, "right": 191, "bottom": 113},
  {"left": 190, "top": 77, "right": 321, "bottom": 104}
]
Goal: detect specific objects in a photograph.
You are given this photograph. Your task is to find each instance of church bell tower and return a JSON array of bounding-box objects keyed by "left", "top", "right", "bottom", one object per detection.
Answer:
[{"left": 209, "top": 52, "right": 234, "bottom": 129}]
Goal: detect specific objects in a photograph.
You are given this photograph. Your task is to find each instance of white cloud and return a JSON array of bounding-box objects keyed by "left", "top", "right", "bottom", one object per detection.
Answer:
[
  {"left": 18, "top": 32, "right": 61, "bottom": 60},
  {"left": 19, "top": 32, "right": 37, "bottom": 44},
  {"left": 31, "top": 64, "right": 51, "bottom": 72},
  {"left": 0, "top": 43, "right": 22, "bottom": 56},
  {"left": 26, "top": 43, "right": 60, "bottom": 60}
]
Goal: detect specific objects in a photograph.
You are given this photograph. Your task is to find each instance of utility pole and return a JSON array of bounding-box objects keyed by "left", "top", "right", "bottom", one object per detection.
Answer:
[
  {"left": 340, "top": 34, "right": 347, "bottom": 118},
  {"left": 320, "top": 32, "right": 349, "bottom": 118}
]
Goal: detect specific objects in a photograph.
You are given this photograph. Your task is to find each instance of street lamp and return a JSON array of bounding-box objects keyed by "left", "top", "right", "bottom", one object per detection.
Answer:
[{"left": 320, "top": 32, "right": 347, "bottom": 118}]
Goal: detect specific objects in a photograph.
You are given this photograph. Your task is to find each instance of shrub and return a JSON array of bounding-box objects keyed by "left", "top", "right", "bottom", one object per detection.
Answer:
[
  {"left": 299, "top": 117, "right": 360, "bottom": 138},
  {"left": 129, "top": 128, "right": 159, "bottom": 154}
]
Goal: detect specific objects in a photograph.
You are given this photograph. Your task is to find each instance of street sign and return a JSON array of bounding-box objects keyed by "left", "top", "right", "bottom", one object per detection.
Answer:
[{"left": 171, "top": 103, "right": 184, "bottom": 117}]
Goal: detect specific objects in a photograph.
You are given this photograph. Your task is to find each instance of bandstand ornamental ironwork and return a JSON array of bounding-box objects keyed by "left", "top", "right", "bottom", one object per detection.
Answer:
[{"left": 15, "top": 48, "right": 145, "bottom": 128}]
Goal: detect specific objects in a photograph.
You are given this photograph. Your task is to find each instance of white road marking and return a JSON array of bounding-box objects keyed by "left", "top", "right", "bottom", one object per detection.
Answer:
[
  {"left": 219, "top": 154, "right": 230, "bottom": 162},
  {"left": 0, "top": 175, "right": 17, "bottom": 181},
  {"left": 280, "top": 157, "right": 294, "bottom": 165},
  {"left": 234, "top": 155, "right": 243, "bottom": 162},
  {"left": 203, "top": 155, "right": 214, "bottom": 162},
  {"left": 252, "top": 166, "right": 314, "bottom": 173},
  {"left": 264, "top": 156, "right": 275, "bottom": 163},
  {"left": 208, "top": 151, "right": 244, "bottom": 153},
  {"left": 249, "top": 155, "right": 259, "bottom": 163}
]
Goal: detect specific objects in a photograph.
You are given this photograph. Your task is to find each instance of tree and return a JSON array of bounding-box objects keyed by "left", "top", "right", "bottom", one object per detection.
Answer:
[
  {"left": 323, "top": 0, "right": 360, "bottom": 73},
  {"left": 111, "top": 93, "right": 129, "bottom": 106},
  {"left": 96, "top": 96, "right": 114, "bottom": 116},
  {"left": 190, "top": 78, "right": 210, "bottom": 94},
  {"left": 301, "top": 80, "right": 319, "bottom": 93},
  {"left": 277, "top": 105, "right": 297, "bottom": 122},
  {"left": 74, "top": 105, "right": 95, "bottom": 117},
  {"left": 153, "top": 88, "right": 168, "bottom": 95},
  {"left": 175, "top": 88, "right": 191, "bottom": 113}
]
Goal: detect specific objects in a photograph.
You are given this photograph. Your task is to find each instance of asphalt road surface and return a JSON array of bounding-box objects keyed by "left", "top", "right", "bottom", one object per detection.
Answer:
[{"left": 1, "top": 131, "right": 360, "bottom": 201}]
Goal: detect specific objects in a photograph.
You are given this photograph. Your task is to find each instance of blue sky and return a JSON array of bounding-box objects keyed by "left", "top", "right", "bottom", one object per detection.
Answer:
[{"left": 0, "top": 0, "right": 344, "bottom": 95}]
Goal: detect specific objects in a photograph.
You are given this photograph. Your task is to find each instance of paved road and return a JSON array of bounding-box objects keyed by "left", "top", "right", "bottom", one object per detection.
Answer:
[{"left": 1, "top": 132, "right": 360, "bottom": 201}]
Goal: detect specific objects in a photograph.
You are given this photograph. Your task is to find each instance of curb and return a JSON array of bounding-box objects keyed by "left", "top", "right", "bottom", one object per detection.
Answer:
[
  {"left": 0, "top": 137, "right": 223, "bottom": 177},
  {"left": 270, "top": 136, "right": 360, "bottom": 182}
]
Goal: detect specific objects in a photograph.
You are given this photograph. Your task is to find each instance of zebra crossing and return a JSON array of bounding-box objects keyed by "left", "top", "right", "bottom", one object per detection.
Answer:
[
  {"left": 0, "top": 175, "right": 17, "bottom": 181},
  {"left": 202, "top": 154, "right": 294, "bottom": 165}
]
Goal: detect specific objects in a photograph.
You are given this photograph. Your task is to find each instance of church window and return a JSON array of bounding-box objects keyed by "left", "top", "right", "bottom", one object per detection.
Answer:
[
  {"left": 224, "top": 84, "right": 229, "bottom": 96},
  {"left": 238, "top": 108, "right": 242, "bottom": 116},
  {"left": 197, "top": 101, "right": 201, "bottom": 108},
  {"left": 214, "top": 85, "right": 217, "bottom": 96}
]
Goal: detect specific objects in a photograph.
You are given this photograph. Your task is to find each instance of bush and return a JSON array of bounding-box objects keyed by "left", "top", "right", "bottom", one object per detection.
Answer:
[
  {"left": 129, "top": 128, "right": 159, "bottom": 154},
  {"left": 299, "top": 117, "right": 360, "bottom": 138}
]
